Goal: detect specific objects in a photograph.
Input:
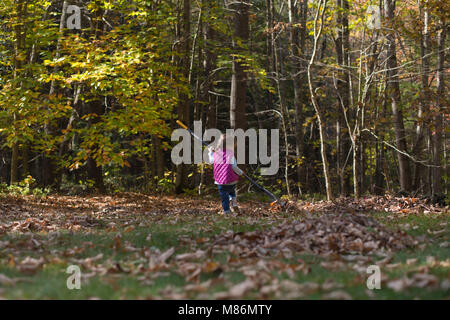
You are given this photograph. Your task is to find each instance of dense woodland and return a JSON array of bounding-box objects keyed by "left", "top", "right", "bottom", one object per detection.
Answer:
[{"left": 0, "top": 0, "right": 448, "bottom": 200}]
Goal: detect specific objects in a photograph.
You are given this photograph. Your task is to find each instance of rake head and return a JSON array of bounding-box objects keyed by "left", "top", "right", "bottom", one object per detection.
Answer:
[{"left": 269, "top": 200, "right": 288, "bottom": 211}]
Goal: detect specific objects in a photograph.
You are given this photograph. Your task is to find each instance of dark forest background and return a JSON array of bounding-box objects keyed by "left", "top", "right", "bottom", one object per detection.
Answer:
[{"left": 0, "top": 0, "right": 448, "bottom": 201}]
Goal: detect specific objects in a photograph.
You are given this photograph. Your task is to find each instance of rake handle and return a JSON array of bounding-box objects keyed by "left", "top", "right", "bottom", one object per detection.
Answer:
[
  {"left": 243, "top": 173, "right": 280, "bottom": 203},
  {"left": 176, "top": 120, "right": 188, "bottom": 130},
  {"left": 176, "top": 120, "right": 209, "bottom": 147}
]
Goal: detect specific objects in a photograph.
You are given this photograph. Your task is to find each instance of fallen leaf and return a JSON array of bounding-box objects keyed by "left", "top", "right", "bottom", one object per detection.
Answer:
[
  {"left": 323, "top": 290, "right": 352, "bottom": 300},
  {"left": 203, "top": 261, "right": 220, "bottom": 273},
  {"left": 159, "top": 247, "right": 175, "bottom": 264},
  {"left": 215, "top": 279, "right": 256, "bottom": 299},
  {"left": 17, "top": 257, "right": 45, "bottom": 274},
  {"left": 0, "top": 274, "right": 15, "bottom": 286},
  {"left": 113, "top": 233, "right": 122, "bottom": 251}
]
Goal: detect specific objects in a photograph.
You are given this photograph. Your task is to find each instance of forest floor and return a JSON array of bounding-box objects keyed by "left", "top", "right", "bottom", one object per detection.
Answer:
[{"left": 0, "top": 193, "right": 448, "bottom": 299}]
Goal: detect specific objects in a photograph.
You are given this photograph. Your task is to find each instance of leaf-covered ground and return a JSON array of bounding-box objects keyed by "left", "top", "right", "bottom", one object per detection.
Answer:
[{"left": 0, "top": 194, "right": 448, "bottom": 299}]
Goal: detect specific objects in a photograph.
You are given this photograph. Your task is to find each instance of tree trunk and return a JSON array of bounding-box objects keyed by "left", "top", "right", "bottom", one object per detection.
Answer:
[
  {"left": 374, "top": 83, "right": 388, "bottom": 194},
  {"left": 229, "top": 0, "right": 249, "bottom": 131},
  {"left": 49, "top": 1, "right": 68, "bottom": 96},
  {"left": 192, "top": 4, "right": 203, "bottom": 122},
  {"left": 265, "top": 0, "right": 275, "bottom": 111},
  {"left": 203, "top": 6, "right": 216, "bottom": 129},
  {"left": 153, "top": 135, "right": 165, "bottom": 179},
  {"left": 271, "top": 0, "right": 291, "bottom": 197},
  {"left": 87, "top": 100, "right": 105, "bottom": 193},
  {"left": 432, "top": 21, "right": 446, "bottom": 195},
  {"left": 10, "top": 0, "right": 28, "bottom": 185},
  {"left": 22, "top": 145, "right": 29, "bottom": 177},
  {"left": 86, "top": 5, "right": 105, "bottom": 193},
  {"left": 10, "top": 142, "right": 19, "bottom": 185},
  {"left": 413, "top": 2, "right": 430, "bottom": 191},
  {"left": 175, "top": 0, "right": 191, "bottom": 194},
  {"left": 199, "top": 1, "right": 217, "bottom": 194},
  {"left": 307, "top": 0, "right": 333, "bottom": 201},
  {"left": 335, "top": 0, "right": 352, "bottom": 196},
  {"left": 288, "top": 0, "right": 308, "bottom": 195},
  {"left": 44, "top": 0, "right": 70, "bottom": 189},
  {"left": 384, "top": 0, "right": 411, "bottom": 192}
]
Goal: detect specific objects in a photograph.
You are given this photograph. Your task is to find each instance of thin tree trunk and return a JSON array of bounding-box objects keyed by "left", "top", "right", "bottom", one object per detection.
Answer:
[
  {"left": 200, "top": 1, "right": 217, "bottom": 193},
  {"left": 192, "top": 3, "right": 203, "bottom": 122},
  {"left": 229, "top": 0, "right": 249, "bottom": 131},
  {"left": 153, "top": 135, "right": 165, "bottom": 179},
  {"left": 10, "top": 142, "right": 19, "bottom": 185},
  {"left": 10, "top": 0, "right": 28, "bottom": 185},
  {"left": 432, "top": 20, "right": 446, "bottom": 195},
  {"left": 265, "top": 0, "right": 275, "bottom": 111},
  {"left": 204, "top": 14, "right": 217, "bottom": 131},
  {"left": 87, "top": 100, "right": 105, "bottom": 193},
  {"left": 49, "top": 1, "right": 68, "bottom": 96},
  {"left": 413, "top": 2, "right": 430, "bottom": 191},
  {"left": 45, "top": 1, "right": 69, "bottom": 189},
  {"left": 272, "top": 0, "right": 291, "bottom": 197},
  {"left": 22, "top": 146, "right": 29, "bottom": 177},
  {"left": 384, "top": 0, "right": 411, "bottom": 192},
  {"left": 374, "top": 82, "right": 387, "bottom": 194},
  {"left": 335, "top": 0, "right": 352, "bottom": 196},
  {"left": 307, "top": 0, "right": 333, "bottom": 201},
  {"left": 288, "top": 0, "right": 307, "bottom": 195},
  {"left": 86, "top": 5, "right": 106, "bottom": 193},
  {"left": 175, "top": 0, "right": 191, "bottom": 194}
]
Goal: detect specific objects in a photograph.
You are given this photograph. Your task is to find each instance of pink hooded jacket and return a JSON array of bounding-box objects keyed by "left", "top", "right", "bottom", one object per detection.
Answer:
[{"left": 209, "top": 149, "right": 242, "bottom": 185}]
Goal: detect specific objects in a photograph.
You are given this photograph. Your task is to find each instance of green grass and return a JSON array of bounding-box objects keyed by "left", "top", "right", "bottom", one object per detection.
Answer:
[{"left": 0, "top": 205, "right": 448, "bottom": 300}]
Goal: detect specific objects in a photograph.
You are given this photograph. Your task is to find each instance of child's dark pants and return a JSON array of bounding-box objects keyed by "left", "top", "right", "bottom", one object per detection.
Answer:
[{"left": 217, "top": 184, "right": 236, "bottom": 213}]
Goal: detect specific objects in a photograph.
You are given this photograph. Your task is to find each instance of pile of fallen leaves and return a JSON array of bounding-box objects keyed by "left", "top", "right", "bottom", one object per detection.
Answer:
[
  {"left": 1, "top": 194, "right": 448, "bottom": 300},
  {"left": 209, "top": 212, "right": 417, "bottom": 258},
  {"left": 0, "top": 193, "right": 296, "bottom": 237},
  {"left": 0, "top": 194, "right": 446, "bottom": 236},
  {"left": 294, "top": 196, "right": 447, "bottom": 216}
]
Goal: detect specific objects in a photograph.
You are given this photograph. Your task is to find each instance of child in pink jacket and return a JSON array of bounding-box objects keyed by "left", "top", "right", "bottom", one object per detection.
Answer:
[{"left": 208, "top": 134, "right": 243, "bottom": 215}]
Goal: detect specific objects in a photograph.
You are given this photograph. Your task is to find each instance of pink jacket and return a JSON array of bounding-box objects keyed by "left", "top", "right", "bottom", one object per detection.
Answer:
[{"left": 209, "top": 149, "right": 242, "bottom": 185}]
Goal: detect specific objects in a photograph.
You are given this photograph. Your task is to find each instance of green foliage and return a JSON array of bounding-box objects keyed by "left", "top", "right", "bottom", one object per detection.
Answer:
[
  {"left": 156, "top": 172, "right": 175, "bottom": 194},
  {"left": 0, "top": 0, "right": 186, "bottom": 183},
  {"left": 0, "top": 176, "right": 50, "bottom": 197}
]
